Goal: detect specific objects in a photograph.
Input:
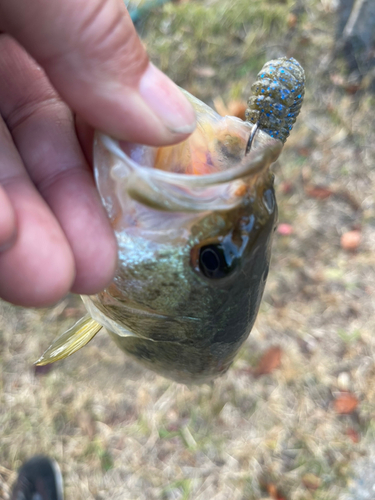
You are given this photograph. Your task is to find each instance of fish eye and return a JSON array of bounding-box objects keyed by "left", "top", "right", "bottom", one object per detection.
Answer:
[{"left": 198, "top": 243, "right": 237, "bottom": 279}]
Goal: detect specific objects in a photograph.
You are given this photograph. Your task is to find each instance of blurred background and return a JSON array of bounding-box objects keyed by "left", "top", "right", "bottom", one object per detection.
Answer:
[{"left": 1, "top": 0, "right": 375, "bottom": 498}]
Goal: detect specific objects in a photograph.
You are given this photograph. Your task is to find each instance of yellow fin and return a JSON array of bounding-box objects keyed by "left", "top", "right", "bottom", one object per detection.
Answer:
[{"left": 36, "top": 315, "right": 103, "bottom": 366}]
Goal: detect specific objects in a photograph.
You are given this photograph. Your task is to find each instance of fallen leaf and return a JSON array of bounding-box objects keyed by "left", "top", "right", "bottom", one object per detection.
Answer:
[
  {"left": 227, "top": 100, "right": 247, "bottom": 120},
  {"left": 329, "top": 73, "right": 361, "bottom": 94},
  {"left": 287, "top": 12, "right": 298, "bottom": 28},
  {"left": 298, "top": 147, "right": 311, "bottom": 157},
  {"left": 346, "top": 427, "right": 360, "bottom": 443},
  {"left": 298, "top": 33, "right": 311, "bottom": 46},
  {"left": 213, "top": 97, "right": 247, "bottom": 119},
  {"left": 277, "top": 223, "right": 293, "bottom": 236},
  {"left": 266, "top": 483, "right": 287, "bottom": 500},
  {"left": 254, "top": 346, "right": 282, "bottom": 376},
  {"left": 345, "top": 83, "right": 361, "bottom": 95},
  {"left": 302, "top": 473, "right": 321, "bottom": 490},
  {"left": 279, "top": 181, "right": 294, "bottom": 195},
  {"left": 304, "top": 185, "right": 334, "bottom": 200},
  {"left": 334, "top": 392, "right": 358, "bottom": 414},
  {"left": 340, "top": 230, "right": 361, "bottom": 251}
]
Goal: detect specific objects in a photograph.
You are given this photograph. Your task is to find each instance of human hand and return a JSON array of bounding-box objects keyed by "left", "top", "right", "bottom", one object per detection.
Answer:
[{"left": 0, "top": 0, "right": 196, "bottom": 307}]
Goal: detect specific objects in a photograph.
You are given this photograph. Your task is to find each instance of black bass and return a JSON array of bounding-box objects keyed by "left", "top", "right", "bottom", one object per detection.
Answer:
[{"left": 37, "top": 58, "right": 305, "bottom": 383}]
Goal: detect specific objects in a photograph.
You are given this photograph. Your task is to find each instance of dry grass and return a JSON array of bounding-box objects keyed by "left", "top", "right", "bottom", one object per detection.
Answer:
[{"left": 1, "top": 0, "right": 375, "bottom": 499}]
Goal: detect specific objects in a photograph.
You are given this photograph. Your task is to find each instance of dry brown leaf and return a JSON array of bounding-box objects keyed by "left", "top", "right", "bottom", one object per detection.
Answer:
[
  {"left": 333, "top": 392, "right": 359, "bottom": 414},
  {"left": 304, "top": 185, "right": 334, "bottom": 200},
  {"left": 340, "top": 230, "right": 361, "bottom": 251},
  {"left": 287, "top": 13, "right": 298, "bottom": 28},
  {"left": 254, "top": 346, "right": 282, "bottom": 377},
  {"left": 302, "top": 473, "right": 321, "bottom": 490},
  {"left": 227, "top": 100, "right": 247, "bottom": 120},
  {"left": 266, "top": 483, "right": 287, "bottom": 500},
  {"left": 279, "top": 181, "right": 294, "bottom": 195},
  {"left": 213, "top": 97, "right": 247, "bottom": 119},
  {"left": 329, "top": 73, "right": 361, "bottom": 94}
]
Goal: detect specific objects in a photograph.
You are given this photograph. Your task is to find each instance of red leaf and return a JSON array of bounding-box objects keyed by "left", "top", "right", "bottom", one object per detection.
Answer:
[
  {"left": 334, "top": 392, "right": 359, "bottom": 414},
  {"left": 266, "top": 483, "right": 287, "bottom": 500},
  {"left": 305, "top": 185, "right": 334, "bottom": 200},
  {"left": 254, "top": 346, "right": 282, "bottom": 377},
  {"left": 346, "top": 427, "right": 360, "bottom": 443},
  {"left": 279, "top": 181, "right": 294, "bottom": 195}
]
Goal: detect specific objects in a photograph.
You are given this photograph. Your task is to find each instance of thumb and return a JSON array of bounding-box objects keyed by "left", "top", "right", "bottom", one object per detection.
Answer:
[{"left": 0, "top": 0, "right": 196, "bottom": 146}]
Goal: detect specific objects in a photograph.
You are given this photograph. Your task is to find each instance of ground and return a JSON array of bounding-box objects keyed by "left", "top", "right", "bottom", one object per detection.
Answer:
[{"left": 1, "top": 1, "right": 375, "bottom": 499}]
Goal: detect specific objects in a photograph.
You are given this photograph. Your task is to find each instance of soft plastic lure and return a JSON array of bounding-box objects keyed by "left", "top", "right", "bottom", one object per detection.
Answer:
[{"left": 246, "top": 57, "right": 305, "bottom": 143}]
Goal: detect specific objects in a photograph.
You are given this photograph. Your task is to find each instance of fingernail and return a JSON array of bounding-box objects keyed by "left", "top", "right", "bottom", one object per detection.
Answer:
[{"left": 139, "top": 63, "right": 196, "bottom": 134}]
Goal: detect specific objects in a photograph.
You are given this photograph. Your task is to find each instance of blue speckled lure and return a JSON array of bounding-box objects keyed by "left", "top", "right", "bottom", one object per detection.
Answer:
[{"left": 246, "top": 57, "right": 305, "bottom": 144}]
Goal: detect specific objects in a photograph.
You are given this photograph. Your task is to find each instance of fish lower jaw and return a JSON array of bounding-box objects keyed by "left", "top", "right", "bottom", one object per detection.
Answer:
[{"left": 81, "top": 295, "right": 200, "bottom": 341}]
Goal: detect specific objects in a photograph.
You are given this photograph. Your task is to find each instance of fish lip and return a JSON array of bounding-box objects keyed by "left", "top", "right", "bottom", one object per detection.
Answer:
[
  {"left": 101, "top": 131, "right": 283, "bottom": 188},
  {"left": 98, "top": 132, "right": 282, "bottom": 213}
]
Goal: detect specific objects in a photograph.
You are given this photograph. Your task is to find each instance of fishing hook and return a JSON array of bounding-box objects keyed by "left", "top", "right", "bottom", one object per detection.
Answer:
[{"left": 245, "top": 121, "right": 259, "bottom": 156}]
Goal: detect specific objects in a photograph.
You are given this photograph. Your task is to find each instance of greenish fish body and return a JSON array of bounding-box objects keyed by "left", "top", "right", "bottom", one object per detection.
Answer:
[
  {"left": 82, "top": 177, "right": 277, "bottom": 383},
  {"left": 37, "top": 62, "right": 304, "bottom": 383}
]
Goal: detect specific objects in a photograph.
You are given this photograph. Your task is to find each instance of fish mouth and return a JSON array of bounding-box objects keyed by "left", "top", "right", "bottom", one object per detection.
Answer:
[{"left": 94, "top": 89, "right": 283, "bottom": 213}]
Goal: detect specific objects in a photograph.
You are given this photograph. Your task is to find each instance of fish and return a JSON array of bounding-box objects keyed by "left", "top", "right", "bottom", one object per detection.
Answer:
[{"left": 37, "top": 59, "right": 304, "bottom": 383}]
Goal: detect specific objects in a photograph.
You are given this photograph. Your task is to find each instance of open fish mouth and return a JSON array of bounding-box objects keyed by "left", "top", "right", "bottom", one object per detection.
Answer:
[{"left": 94, "top": 89, "right": 283, "bottom": 216}]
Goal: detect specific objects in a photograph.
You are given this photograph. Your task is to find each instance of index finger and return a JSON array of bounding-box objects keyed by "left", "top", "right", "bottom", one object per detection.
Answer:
[{"left": 0, "top": 0, "right": 196, "bottom": 146}]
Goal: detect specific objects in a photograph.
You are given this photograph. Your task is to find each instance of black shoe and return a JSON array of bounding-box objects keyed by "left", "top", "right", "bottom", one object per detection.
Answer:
[{"left": 11, "top": 456, "right": 63, "bottom": 500}]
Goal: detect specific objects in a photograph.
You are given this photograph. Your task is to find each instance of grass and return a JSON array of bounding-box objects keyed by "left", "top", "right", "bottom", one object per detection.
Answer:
[{"left": 1, "top": 0, "right": 375, "bottom": 499}]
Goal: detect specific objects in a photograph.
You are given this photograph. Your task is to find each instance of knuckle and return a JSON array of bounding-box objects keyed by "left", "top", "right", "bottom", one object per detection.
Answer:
[{"left": 74, "top": 0, "right": 148, "bottom": 84}]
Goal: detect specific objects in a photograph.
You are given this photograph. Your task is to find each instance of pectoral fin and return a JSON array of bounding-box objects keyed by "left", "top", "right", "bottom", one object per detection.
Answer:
[{"left": 36, "top": 315, "right": 103, "bottom": 366}]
